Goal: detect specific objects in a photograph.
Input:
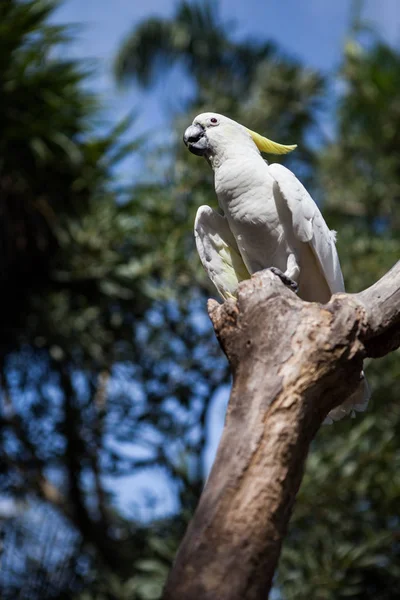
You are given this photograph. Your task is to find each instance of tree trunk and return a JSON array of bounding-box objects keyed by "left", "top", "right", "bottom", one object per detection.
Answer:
[{"left": 163, "top": 262, "right": 400, "bottom": 600}]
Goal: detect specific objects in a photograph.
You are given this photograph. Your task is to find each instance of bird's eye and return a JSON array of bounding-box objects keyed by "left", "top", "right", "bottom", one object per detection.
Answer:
[{"left": 210, "top": 117, "right": 218, "bottom": 125}]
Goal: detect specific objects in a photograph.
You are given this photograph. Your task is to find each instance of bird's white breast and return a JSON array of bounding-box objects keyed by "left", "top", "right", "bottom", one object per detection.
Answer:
[{"left": 213, "top": 157, "right": 290, "bottom": 273}]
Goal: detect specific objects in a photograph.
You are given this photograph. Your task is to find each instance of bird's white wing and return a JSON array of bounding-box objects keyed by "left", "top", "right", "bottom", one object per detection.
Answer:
[
  {"left": 195, "top": 205, "right": 250, "bottom": 300},
  {"left": 268, "top": 163, "right": 345, "bottom": 295}
]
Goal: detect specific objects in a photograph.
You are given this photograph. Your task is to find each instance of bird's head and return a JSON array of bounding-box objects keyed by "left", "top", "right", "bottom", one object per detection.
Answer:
[{"left": 183, "top": 112, "right": 297, "bottom": 161}]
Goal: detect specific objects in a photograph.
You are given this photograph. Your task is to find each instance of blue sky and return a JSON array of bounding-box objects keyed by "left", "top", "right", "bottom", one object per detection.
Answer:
[
  {"left": 52, "top": 0, "right": 400, "bottom": 143},
  {"left": 49, "top": 0, "right": 399, "bottom": 518}
]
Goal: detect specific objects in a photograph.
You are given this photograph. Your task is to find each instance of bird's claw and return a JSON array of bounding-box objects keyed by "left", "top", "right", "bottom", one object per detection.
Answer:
[{"left": 268, "top": 267, "right": 298, "bottom": 293}]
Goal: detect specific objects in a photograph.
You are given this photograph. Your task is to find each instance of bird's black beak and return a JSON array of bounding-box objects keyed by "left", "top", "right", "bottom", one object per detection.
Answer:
[{"left": 183, "top": 123, "right": 209, "bottom": 156}]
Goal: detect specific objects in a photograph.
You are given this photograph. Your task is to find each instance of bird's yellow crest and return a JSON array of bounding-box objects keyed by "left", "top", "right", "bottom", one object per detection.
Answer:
[{"left": 245, "top": 128, "right": 297, "bottom": 155}]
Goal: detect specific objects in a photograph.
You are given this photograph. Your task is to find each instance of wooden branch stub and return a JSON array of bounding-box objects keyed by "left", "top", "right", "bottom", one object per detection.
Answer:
[
  {"left": 356, "top": 260, "right": 400, "bottom": 357},
  {"left": 163, "top": 262, "right": 400, "bottom": 600}
]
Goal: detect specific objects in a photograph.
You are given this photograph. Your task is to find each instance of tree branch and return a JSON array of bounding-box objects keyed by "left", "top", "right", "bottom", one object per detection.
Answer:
[
  {"left": 163, "top": 261, "right": 400, "bottom": 600},
  {"left": 355, "top": 260, "right": 400, "bottom": 357}
]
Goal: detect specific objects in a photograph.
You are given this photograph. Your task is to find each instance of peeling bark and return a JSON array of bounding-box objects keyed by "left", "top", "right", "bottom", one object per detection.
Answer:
[{"left": 163, "top": 261, "right": 400, "bottom": 600}]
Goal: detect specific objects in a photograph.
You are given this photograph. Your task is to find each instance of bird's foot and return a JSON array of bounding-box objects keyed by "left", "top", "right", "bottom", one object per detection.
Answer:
[{"left": 268, "top": 267, "right": 298, "bottom": 293}]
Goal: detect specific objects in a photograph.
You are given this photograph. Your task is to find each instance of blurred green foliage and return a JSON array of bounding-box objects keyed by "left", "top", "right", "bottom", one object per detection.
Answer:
[{"left": 0, "top": 1, "right": 399, "bottom": 599}]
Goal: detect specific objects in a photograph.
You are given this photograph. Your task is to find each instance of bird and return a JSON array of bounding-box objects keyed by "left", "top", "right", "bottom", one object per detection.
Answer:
[{"left": 183, "top": 112, "right": 370, "bottom": 423}]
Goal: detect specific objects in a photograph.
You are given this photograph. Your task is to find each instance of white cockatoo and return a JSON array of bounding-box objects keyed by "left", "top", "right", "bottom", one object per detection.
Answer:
[{"left": 183, "top": 112, "right": 370, "bottom": 422}]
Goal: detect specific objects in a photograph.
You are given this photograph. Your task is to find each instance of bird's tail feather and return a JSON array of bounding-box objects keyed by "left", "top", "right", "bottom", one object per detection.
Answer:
[{"left": 324, "top": 371, "right": 371, "bottom": 425}]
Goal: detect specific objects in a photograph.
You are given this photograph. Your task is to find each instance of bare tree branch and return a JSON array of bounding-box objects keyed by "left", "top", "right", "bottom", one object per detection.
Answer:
[
  {"left": 356, "top": 260, "right": 400, "bottom": 357},
  {"left": 163, "top": 261, "right": 400, "bottom": 600}
]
